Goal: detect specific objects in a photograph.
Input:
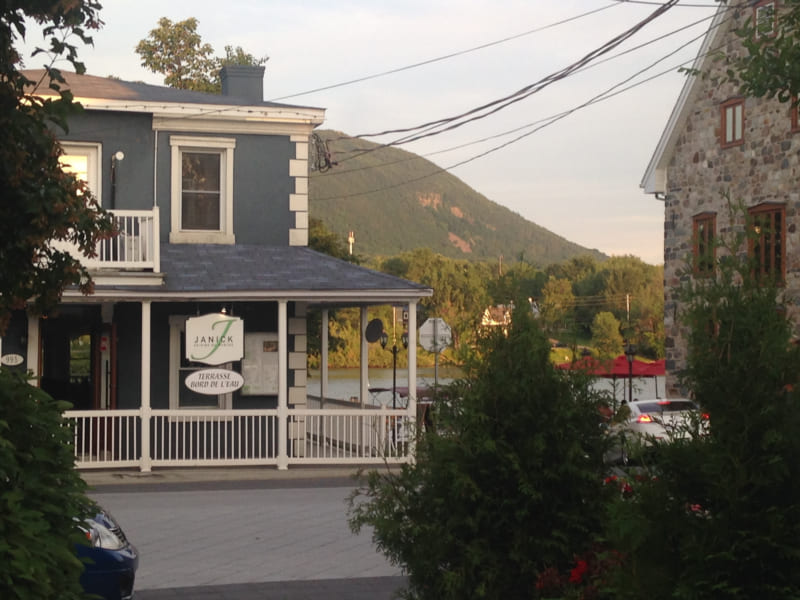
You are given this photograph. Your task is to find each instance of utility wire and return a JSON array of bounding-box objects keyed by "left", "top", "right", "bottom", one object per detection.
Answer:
[
  {"left": 313, "top": 9, "right": 725, "bottom": 201},
  {"left": 332, "top": 0, "right": 681, "bottom": 167},
  {"left": 315, "top": 6, "right": 718, "bottom": 178},
  {"left": 266, "top": 3, "right": 621, "bottom": 102}
]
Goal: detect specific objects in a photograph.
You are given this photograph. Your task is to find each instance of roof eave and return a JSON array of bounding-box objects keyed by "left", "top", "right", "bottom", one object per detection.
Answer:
[{"left": 641, "top": 4, "right": 731, "bottom": 196}]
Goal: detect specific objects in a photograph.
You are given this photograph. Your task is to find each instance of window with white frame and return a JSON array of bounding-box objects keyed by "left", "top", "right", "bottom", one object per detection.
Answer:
[
  {"left": 721, "top": 99, "right": 744, "bottom": 148},
  {"left": 59, "top": 142, "right": 101, "bottom": 204},
  {"left": 754, "top": 0, "right": 777, "bottom": 38},
  {"left": 170, "top": 136, "right": 235, "bottom": 244},
  {"left": 168, "top": 316, "right": 234, "bottom": 410}
]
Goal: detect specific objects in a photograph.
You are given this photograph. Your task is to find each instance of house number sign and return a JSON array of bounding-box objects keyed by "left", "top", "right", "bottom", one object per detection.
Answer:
[{"left": 185, "top": 313, "right": 244, "bottom": 366}]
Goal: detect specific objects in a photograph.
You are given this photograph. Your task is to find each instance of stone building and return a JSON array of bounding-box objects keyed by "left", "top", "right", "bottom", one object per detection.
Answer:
[{"left": 641, "top": 0, "right": 800, "bottom": 396}]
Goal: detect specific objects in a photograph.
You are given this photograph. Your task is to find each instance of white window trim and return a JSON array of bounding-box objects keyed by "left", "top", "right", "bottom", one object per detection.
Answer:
[
  {"left": 169, "top": 315, "right": 233, "bottom": 410},
  {"left": 169, "top": 135, "right": 235, "bottom": 244},
  {"left": 60, "top": 142, "right": 102, "bottom": 205},
  {"left": 755, "top": 1, "right": 776, "bottom": 38}
]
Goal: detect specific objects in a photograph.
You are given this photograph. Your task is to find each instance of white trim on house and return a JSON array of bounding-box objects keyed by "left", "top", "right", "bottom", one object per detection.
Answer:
[
  {"left": 640, "top": 4, "right": 731, "bottom": 194},
  {"left": 169, "top": 135, "right": 236, "bottom": 245}
]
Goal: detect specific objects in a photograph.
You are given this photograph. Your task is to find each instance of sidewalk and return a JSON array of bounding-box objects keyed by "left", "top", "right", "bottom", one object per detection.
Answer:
[{"left": 81, "top": 465, "right": 378, "bottom": 489}]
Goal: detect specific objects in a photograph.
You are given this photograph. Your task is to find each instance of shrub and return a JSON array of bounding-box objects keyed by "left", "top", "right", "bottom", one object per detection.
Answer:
[
  {"left": 349, "top": 300, "right": 612, "bottom": 599},
  {"left": 0, "top": 368, "right": 91, "bottom": 600},
  {"left": 602, "top": 205, "right": 800, "bottom": 599}
]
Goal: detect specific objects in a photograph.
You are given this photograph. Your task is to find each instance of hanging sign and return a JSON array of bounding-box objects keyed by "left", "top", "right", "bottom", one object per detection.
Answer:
[
  {"left": 185, "top": 368, "right": 244, "bottom": 395},
  {"left": 185, "top": 314, "right": 244, "bottom": 365}
]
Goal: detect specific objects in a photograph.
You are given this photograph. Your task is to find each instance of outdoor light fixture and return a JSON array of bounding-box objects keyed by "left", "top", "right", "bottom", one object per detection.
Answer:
[
  {"left": 381, "top": 329, "right": 408, "bottom": 410},
  {"left": 624, "top": 342, "right": 637, "bottom": 403}
]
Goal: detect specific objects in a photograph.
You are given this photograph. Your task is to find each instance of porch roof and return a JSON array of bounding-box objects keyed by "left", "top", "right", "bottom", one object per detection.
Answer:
[{"left": 83, "top": 244, "right": 432, "bottom": 305}]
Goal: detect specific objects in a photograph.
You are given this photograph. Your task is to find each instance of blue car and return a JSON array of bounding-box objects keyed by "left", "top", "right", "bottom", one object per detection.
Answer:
[{"left": 77, "top": 507, "right": 139, "bottom": 600}]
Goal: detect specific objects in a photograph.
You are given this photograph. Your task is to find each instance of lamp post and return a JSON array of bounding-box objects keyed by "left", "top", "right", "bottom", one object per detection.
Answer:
[
  {"left": 381, "top": 330, "right": 409, "bottom": 409},
  {"left": 625, "top": 342, "right": 636, "bottom": 403}
]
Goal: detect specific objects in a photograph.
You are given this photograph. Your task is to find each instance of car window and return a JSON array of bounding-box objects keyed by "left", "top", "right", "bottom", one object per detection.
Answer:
[{"left": 637, "top": 401, "right": 696, "bottom": 413}]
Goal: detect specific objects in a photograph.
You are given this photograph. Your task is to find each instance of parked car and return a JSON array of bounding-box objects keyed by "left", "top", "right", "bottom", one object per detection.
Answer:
[
  {"left": 77, "top": 507, "right": 138, "bottom": 600},
  {"left": 606, "top": 398, "right": 705, "bottom": 464}
]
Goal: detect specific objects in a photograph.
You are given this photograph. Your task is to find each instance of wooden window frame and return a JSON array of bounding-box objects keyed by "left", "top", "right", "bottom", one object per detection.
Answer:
[
  {"left": 693, "top": 213, "right": 716, "bottom": 278},
  {"left": 721, "top": 99, "right": 745, "bottom": 148},
  {"left": 754, "top": 0, "right": 777, "bottom": 39},
  {"left": 748, "top": 203, "right": 786, "bottom": 284}
]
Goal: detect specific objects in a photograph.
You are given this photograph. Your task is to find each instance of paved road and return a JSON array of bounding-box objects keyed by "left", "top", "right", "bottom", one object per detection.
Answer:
[{"left": 90, "top": 477, "right": 405, "bottom": 599}]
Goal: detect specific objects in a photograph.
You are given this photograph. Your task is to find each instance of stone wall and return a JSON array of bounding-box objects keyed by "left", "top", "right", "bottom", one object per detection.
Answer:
[{"left": 663, "top": 4, "right": 800, "bottom": 396}]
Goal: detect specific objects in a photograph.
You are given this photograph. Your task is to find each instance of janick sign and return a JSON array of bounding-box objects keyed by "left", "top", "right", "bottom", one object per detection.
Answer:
[{"left": 185, "top": 313, "right": 244, "bottom": 366}]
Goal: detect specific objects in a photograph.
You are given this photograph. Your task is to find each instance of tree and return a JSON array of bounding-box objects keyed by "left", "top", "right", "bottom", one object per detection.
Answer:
[
  {"left": 2, "top": 4, "right": 108, "bottom": 596},
  {"left": 1, "top": 1, "right": 114, "bottom": 332},
  {"left": 349, "top": 302, "right": 611, "bottom": 599},
  {"left": 603, "top": 204, "right": 800, "bottom": 599},
  {"left": 540, "top": 276, "right": 575, "bottom": 334},
  {"left": 733, "top": 0, "right": 800, "bottom": 103},
  {"left": 591, "top": 311, "right": 623, "bottom": 359},
  {"left": 135, "top": 17, "right": 218, "bottom": 92},
  {"left": 136, "top": 17, "right": 268, "bottom": 93}
]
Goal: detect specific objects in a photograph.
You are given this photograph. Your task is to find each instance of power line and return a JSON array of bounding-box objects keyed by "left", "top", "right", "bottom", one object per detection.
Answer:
[
  {"left": 331, "top": 0, "right": 682, "bottom": 168},
  {"left": 313, "top": 6, "right": 719, "bottom": 180},
  {"left": 313, "top": 15, "right": 721, "bottom": 201},
  {"left": 266, "top": 3, "right": 621, "bottom": 103}
]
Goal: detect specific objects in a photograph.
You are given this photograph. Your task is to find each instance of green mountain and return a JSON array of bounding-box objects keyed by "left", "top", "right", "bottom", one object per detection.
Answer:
[{"left": 308, "top": 130, "right": 606, "bottom": 265}]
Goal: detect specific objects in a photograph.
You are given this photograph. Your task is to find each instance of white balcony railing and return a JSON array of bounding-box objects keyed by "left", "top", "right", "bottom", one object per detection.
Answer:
[{"left": 51, "top": 208, "right": 160, "bottom": 271}]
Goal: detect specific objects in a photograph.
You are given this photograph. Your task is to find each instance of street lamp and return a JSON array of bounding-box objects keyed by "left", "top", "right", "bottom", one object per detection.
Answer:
[
  {"left": 624, "top": 342, "right": 637, "bottom": 403},
  {"left": 381, "top": 330, "right": 409, "bottom": 409}
]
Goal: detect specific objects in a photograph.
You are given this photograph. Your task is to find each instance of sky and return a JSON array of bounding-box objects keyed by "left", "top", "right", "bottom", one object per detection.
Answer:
[{"left": 20, "top": 0, "right": 722, "bottom": 265}]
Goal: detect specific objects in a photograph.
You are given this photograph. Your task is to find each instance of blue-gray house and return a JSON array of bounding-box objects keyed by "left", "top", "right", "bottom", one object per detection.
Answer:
[{"left": 3, "top": 67, "right": 431, "bottom": 471}]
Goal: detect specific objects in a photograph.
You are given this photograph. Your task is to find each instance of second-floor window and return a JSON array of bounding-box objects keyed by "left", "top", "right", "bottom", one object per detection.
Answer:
[
  {"left": 693, "top": 212, "right": 716, "bottom": 277},
  {"left": 749, "top": 203, "right": 785, "bottom": 283},
  {"left": 170, "top": 136, "right": 236, "bottom": 244},
  {"left": 754, "top": 0, "right": 777, "bottom": 38},
  {"left": 721, "top": 99, "right": 744, "bottom": 148},
  {"left": 59, "top": 142, "right": 101, "bottom": 203}
]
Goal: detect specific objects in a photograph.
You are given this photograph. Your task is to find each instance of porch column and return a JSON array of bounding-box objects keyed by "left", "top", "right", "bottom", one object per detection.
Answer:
[
  {"left": 26, "top": 313, "right": 40, "bottom": 382},
  {"left": 277, "top": 300, "right": 289, "bottom": 470},
  {"left": 321, "top": 308, "right": 329, "bottom": 407},
  {"left": 140, "top": 300, "right": 152, "bottom": 473},
  {"left": 407, "top": 301, "right": 417, "bottom": 418},
  {"left": 360, "top": 307, "right": 368, "bottom": 409}
]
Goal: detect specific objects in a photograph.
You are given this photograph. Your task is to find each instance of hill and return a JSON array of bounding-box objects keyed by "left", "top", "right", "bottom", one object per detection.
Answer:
[{"left": 308, "top": 130, "right": 606, "bottom": 265}]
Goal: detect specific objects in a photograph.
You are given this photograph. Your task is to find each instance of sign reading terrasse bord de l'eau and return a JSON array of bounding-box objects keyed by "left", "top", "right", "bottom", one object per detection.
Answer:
[{"left": 184, "top": 313, "right": 245, "bottom": 394}]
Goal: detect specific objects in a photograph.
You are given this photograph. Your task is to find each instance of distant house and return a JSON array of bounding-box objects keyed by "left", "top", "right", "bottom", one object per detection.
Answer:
[
  {"left": 641, "top": 1, "right": 798, "bottom": 396},
  {"left": 2, "top": 67, "right": 432, "bottom": 470}
]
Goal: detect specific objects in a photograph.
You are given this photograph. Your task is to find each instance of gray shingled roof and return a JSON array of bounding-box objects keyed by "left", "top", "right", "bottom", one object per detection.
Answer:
[
  {"left": 90, "top": 245, "right": 431, "bottom": 303},
  {"left": 159, "top": 245, "right": 429, "bottom": 295},
  {"left": 21, "top": 69, "right": 321, "bottom": 111}
]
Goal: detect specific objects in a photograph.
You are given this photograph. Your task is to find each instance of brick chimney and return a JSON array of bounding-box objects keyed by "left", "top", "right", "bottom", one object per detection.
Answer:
[{"left": 220, "top": 65, "right": 266, "bottom": 102}]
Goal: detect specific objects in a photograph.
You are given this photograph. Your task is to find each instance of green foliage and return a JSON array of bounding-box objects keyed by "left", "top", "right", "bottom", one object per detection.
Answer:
[
  {"left": 136, "top": 17, "right": 218, "bottom": 92},
  {"left": 1, "top": 1, "right": 114, "bottom": 332},
  {"left": 540, "top": 276, "right": 575, "bottom": 334},
  {"left": 733, "top": 0, "right": 800, "bottom": 102},
  {"left": 602, "top": 205, "right": 800, "bottom": 599},
  {"left": 591, "top": 311, "right": 623, "bottom": 358},
  {"left": 136, "top": 18, "right": 267, "bottom": 93},
  {"left": 0, "top": 368, "right": 92, "bottom": 600},
  {"left": 349, "top": 303, "right": 611, "bottom": 599}
]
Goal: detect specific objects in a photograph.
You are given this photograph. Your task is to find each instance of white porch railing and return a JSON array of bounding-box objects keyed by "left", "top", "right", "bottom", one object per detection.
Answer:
[
  {"left": 64, "top": 406, "right": 413, "bottom": 470},
  {"left": 51, "top": 208, "right": 160, "bottom": 271}
]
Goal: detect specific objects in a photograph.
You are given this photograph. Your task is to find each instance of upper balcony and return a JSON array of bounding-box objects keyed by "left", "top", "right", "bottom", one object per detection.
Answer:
[{"left": 52, "top": 208, "right": 160, "bottom": 275}]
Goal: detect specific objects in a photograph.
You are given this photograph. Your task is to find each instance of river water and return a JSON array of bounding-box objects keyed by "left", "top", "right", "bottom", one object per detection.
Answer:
[{"left": 308, "top": 367, "right": 665, "bottom": 406}]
